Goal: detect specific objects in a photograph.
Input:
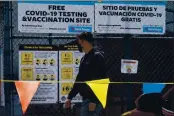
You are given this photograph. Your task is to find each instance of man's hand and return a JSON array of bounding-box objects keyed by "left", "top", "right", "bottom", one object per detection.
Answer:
[
  {"left": 89, "top": 103, "right": 96, "bottom": 111},
  {"left": 65, "top": 99, "right": 71, "bottom": 109}
]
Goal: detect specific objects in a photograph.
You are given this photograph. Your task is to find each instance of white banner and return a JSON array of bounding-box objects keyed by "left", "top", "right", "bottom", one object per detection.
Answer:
[
  {"left": 59, "top": 44, "right": 84, "bottom": 103},
  {"left": 95, "top": 1, "right": 166, "bottom": 34},
  {"left": 19, "top": 45, "right": 58, "bottom": 104},
  {"left": 18, "top": 1, "right": 94, "bottom": 34}
]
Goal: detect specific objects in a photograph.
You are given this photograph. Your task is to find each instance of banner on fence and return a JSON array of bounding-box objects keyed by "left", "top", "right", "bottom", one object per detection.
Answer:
[
  {"left": 95, "top": 1, "right": 166, "bottom": 34},
  {"left": 59, "top": 44, "right": 84, "bottom": 103},
  {"left": 18, "top": 1, "right": 94, "bottom": 34},
  {"left": 19, "top": 45, "right": 58, "bottom": 104},
  {"left": 0, "top": 48, "right": 5, "bottom": 106}
]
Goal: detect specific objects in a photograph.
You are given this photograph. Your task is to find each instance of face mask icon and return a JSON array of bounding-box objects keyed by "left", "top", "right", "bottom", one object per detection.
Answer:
[
  {"left": 36, "top": 75, "right": 41, "bottom": 81},
  {"left": 43, "top": 75, "right": 48, "bottom": 81},
  {"left": 50, "top": 75, "right": 55, "bottom": 81}
]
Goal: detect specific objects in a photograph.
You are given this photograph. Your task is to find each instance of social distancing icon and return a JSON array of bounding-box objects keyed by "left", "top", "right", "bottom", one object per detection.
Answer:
[
  {"left": 50, "top": 59, "right": 55, "bottom": 66},
  {"left": 61, "top": 67, "right": 73, "bottom": 80},
  {"left": 36, "top": 59, "right": 41, "bottom": 65},
  {"left": 61, "top": 83, "right": 73, "bottom": 95},
  {"left": 43, "top": 59, "right": 48, "bottom": 65},
  {"left": 21, "top": 68, "right": 33, "bottom": 80},
  {"left": 21, "top": 52, "right": 33, "bottom": 65},
  {"left": 61, "top": 52, "right": 73, "bottom": 64}
]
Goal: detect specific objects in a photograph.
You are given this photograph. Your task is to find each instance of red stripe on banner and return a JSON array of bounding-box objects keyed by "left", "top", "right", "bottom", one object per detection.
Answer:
[{"left": 123, "top": 61, "right": 137, "bottom": 64}]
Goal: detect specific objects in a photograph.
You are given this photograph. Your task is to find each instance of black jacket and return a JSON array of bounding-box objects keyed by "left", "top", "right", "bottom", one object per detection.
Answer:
[{"left": 67, "top": 47, "right": 106, "bottom": 103}]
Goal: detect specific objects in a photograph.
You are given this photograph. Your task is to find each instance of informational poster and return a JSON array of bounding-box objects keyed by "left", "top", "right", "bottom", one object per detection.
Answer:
[
  {"left": 121, "top": 59, "right": 138, "bottom": 74},
  {"left": 95, "top": 1, "right": 166, "bottom": 34},
  {"left": 0, "top": 48, "right": 5, "bottom": 106},
  {"left": 59, "top": 44, "right": 84, "bottom": 103},
  {"left": 18, "top": 1, "right": 94, "bottom": 34},
  {"left": 19, "top": 45, "right": 58, "bottom": 104}
]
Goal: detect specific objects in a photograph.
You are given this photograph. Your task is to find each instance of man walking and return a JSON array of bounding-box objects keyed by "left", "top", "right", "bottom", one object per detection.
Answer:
[{"left": 65, "top": 32, "right": 106, "bottom": 116}]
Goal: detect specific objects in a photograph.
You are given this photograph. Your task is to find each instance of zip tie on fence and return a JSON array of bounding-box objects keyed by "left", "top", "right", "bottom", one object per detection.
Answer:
[{"left": 0, "top": 79, "right": 174, "bottom": 84}]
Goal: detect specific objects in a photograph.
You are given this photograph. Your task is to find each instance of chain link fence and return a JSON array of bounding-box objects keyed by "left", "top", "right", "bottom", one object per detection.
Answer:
[{"left": 0, "top": 1, "right": 174, "bottom": 116}]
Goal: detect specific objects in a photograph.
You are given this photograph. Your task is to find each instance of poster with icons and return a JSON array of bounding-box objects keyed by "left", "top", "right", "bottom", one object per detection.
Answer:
[
  {"left": 19, "top": 45, "right": 58, "bottom": 104},
  {"left": 59, "top": 43, "right": 84, "bottom": 103}
]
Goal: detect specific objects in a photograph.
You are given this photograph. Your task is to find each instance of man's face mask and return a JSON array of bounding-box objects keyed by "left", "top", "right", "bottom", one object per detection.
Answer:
[
  {"left": 77, "top": 39, "right": 84, "bottom": 52},
  {"left": 77, "top": 43, "right": 83, "bottom": 52}
]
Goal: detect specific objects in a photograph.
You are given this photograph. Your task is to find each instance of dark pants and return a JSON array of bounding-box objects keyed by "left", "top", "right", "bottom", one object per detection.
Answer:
[{"left": 80, "top": 99, "right": 103, "bottom": 116}]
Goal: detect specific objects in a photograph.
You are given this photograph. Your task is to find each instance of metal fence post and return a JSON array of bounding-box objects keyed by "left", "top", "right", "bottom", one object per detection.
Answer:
[
  {"left": 123, "top": 34, "right": 134, "bottom": 111},
  {"left": 3, "top": 1, "right": 12, "bottom": 116},
  {"left": 48, "top": 33, "right": 52, "bottom": 45}
]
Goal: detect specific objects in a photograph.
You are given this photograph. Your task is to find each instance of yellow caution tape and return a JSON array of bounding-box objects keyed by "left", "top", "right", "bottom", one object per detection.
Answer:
[{"left": 0, "top": 79, "right": 173, "bottom": 84}]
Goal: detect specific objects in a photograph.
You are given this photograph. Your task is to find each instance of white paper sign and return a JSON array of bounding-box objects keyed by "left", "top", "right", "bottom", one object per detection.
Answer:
[
  {"left": 19, "top": 45, "right": 58, "bottom": 104},
  {"left": 95, "top": 1, "right": 166, "bottom": 34},
  {"left": 59, "top": 44, "right": 84, "bottom": 103},
  {"left": 18, "top": 1, "right": 94, "bottom": 34},
  {"left": 121, "top": 59, "right": 138, "bottom": 74}
]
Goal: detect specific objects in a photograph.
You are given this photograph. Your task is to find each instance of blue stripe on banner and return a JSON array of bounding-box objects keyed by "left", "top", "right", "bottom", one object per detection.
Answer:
[
  {"left": 143, "top": 83, "right": 165, "bottom": 94},
  {"left": 68, "top": 26, "right": 92, "bottom": 33},
  {"left": 96, "top": 1, "right": 166, "bottom": 6},
  {"left": 18, "top": 1, "right": 165, "bottom": 6},
  {"left": 143, "top": 26, "right": 163, "bottom": 33},
  {"left": 18, "top": 1, "right": 95, "bottom": 5}
]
